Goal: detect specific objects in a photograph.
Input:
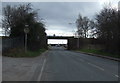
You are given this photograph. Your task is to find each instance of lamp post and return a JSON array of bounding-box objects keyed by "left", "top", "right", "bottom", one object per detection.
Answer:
[{"left": 24, "top": 25, "right": 29, "bottom": 53}]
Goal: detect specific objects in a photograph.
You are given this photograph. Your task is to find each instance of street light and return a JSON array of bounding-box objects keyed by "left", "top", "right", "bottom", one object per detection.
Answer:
[{"left": 24, "top": 25, "right": 29, "bottom": 53}]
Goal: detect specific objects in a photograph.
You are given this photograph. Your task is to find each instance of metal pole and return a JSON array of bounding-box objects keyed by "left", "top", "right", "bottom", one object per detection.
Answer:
[
  {"left": 25, "top": 33, "right": 27, "bottom": 53},
  {"left": 77, "top": 37, "right": 79, "bottom": 49}
]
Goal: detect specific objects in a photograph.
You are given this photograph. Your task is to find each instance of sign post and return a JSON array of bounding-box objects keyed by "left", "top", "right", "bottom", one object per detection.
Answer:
[{"left": 24, "top": 26, "right": 29, "bottom": 53}]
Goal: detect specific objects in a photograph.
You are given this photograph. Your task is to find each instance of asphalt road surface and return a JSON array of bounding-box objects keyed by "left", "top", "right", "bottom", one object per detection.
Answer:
[
  {"left": 0, "top": 38, "right": 2, "bottom": 82},
  {"left": 40, "top": 46, "right": 119, "bottom": 81}
]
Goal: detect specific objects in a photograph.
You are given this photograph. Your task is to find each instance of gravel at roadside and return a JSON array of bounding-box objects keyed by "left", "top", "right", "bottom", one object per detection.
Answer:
[{"left": 2, "top": 50, "right": 48, "bottom": 81}]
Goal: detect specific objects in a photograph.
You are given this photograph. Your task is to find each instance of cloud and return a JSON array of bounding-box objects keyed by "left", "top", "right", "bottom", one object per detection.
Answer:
[
  {"left": 1, "top": 0, "right": 102, "bottom": 2},
  {"left": 33, "top": 2, "right": 101, "bottom": 36},
  {"left": 46, "top": 29, "right": 74, "bottom": 36},
  {"left": 2, "top": 1, "right": 118, "bottom": 36}
]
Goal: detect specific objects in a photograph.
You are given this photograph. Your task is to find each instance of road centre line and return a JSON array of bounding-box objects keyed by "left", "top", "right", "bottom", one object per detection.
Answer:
[
  {"left": 76, "top": 53, "right": 118, "bottom": 78},
  {"left": 87, "top": 62, "right": 104, "bottom": 71},
  {"left": 115, "top": 75, "right": 119, "bottom": 78},
  {"left": 87, "top": 62, "right": 119, "bottom": 78}
]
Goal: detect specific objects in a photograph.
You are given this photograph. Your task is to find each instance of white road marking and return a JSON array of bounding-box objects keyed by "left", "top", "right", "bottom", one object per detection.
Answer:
[
  {"left": 87, "top": 62, "right": 104, "bottom": 71},
  {"left": 115, "top": 75, "right": 119, "bottom": 78},
  {"left": 37, "top": 58, "right": 46, "bottom": 81}
]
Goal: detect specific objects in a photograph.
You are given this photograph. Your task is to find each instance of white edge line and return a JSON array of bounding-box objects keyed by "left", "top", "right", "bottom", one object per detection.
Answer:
[{"left": 37, "top": 58, "right": 46, "bottom": 81}]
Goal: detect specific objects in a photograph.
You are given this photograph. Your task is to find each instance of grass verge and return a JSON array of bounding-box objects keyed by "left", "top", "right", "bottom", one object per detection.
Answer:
[
  {"left": 79, "top": 49, "right": 120, "bottom": 58},
  {"left": 3, "top": 48, "right": 47, "bottom": 57}
]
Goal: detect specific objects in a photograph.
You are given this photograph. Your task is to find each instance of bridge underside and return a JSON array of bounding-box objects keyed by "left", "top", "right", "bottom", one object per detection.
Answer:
[
  {"left": 47, "top": 36, "right": 74, "bottom": 39},
  {"left": 47, "top": 36, "right": 78, "bottom": 50}
]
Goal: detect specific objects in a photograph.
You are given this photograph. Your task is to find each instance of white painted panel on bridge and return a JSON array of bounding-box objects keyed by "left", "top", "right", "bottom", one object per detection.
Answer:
[{"left": 48, "top": 39, "right": 67, "bottom": 44}]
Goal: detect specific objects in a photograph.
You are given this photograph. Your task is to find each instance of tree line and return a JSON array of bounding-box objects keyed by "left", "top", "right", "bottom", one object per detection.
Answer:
[
  {"left": 76, "top": 5, "right": 120, "bottom": 54},
  {"left": 2, "top": 4, "right": 47, "bottom": 50}
]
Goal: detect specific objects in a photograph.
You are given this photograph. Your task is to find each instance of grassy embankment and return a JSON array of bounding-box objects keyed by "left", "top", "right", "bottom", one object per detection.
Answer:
[
  {"left": 79, "top": 49, "right": 120, "bottom": 58},
  {"left": 3, "top": 48, "right": 47, "bottom": 57}
]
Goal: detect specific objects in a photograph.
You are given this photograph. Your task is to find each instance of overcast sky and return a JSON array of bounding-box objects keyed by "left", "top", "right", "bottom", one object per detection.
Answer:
[{"left": 1, "top": 0, "right": 119, "bottom": 36}]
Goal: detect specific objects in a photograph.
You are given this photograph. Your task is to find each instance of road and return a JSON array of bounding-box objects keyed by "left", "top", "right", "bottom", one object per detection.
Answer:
[
  {"left": 0, "top": 38, "right": 2, "bottom": 82},
  {"left": 3, "top": 46, "right": 119, "bottom": 81},
  {"left": 40, "top": 46, "right": 119, "bottom": 81}
]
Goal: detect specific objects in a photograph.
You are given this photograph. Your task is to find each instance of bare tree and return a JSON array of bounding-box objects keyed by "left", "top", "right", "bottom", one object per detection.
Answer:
[
  {"left": 2, "top": 4, "right": 37, "bottom": 37},
  {"left": 76, "top": 14, "right": 91, "bottom": 38},
  {"left": 2, "top": 4, "right": 47, "bottom": 50}
]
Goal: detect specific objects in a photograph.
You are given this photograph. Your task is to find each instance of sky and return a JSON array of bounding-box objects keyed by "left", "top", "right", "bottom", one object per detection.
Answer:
[
  {"left": 0, "top": 0, "right": 119, "bottom": 44},
  {"left": 1, "top": 2, "right": 101, "bottom": 36}
]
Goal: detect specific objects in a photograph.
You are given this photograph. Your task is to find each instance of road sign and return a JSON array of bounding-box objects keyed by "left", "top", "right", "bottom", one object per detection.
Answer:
[{"left": 24, "top": 28, "right": 29, "bottom": 34}]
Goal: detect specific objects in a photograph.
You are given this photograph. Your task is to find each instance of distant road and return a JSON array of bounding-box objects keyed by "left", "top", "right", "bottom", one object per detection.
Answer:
[{"left": 40, "top": 46, "right": 119, "bottom": 81}]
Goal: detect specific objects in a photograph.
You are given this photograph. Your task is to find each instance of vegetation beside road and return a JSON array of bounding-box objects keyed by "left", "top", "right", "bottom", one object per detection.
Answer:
[
  {"left": 2, "top": 4, "right": 47, "bottom": 51},
  {"left": 79, "top": 49, "right": 120, "bottom": 58},
  {"left": 3, "top": 48, "right": 47, "bottom": 57},
  {"left": 75, "top": 4, "right": 120, "bottom": 55}
]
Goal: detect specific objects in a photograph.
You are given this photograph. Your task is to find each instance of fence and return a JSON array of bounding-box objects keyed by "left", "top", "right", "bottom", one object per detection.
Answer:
[
  {"left": 67, "top": 38, "right": 105, "bottom": 50},
  {"left": 2, "top": 37, "right": 24, "bottom": 52}
]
